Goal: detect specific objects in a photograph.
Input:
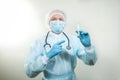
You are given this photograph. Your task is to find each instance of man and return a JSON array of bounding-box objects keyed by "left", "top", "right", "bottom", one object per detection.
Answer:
[{"left": 24, "top": 9, "right": 97, "bottom": 80}]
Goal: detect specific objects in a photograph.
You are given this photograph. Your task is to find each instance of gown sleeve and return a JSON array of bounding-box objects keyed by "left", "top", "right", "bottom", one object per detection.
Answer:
[
  {"left": 24, "top": 38, "right": 48, "bottom": 78},
  {"left": 76, "top": 38, "right": 97, "bottom": 65}
]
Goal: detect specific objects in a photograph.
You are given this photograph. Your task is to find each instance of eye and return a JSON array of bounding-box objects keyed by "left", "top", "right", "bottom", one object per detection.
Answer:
[
  {"left": 50, "top": 18, "right": 57, "bottom": 21},
  {"left": 59, "top": 18, "right": 64, "bottom": 21}
]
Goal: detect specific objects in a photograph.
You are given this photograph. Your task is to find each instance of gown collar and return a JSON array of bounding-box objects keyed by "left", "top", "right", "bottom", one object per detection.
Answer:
[{"left": 49, "top": 31, "right": 64, "bottom": 37}]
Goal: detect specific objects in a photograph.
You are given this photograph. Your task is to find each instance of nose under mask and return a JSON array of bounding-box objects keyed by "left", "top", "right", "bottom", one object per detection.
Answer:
[{"left": 50, "top": 20, "right": 65, "bottom": 33}]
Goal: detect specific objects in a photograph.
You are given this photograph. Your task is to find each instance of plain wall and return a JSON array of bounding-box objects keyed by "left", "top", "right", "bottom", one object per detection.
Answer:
[{"left": 0, "top": 0, "right": 120, "bottom": 80}]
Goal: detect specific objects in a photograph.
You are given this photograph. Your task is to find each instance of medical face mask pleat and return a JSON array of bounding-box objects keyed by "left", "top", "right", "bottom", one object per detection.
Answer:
[{"left": 50, "top": 20, "right": 65, "bottom": 34}]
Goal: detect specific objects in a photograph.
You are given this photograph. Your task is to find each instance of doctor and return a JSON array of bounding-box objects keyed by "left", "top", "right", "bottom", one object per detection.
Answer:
[{"left": 24, "top": 9, "right": 97, "bottom": 80}]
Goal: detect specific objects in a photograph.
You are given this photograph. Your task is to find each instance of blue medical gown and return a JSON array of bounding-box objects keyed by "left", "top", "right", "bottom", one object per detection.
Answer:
[{"left": 24, "top": 32, "right": 97, "bottom": 80}]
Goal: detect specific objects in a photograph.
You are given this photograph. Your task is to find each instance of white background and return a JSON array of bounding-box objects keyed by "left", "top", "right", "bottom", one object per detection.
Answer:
[{"left": 0, "top": 0, "right": 120, "bottom": 80}]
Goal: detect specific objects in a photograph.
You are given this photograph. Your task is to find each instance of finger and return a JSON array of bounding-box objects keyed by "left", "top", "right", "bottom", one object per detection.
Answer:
[
  {"left": 80, "top": 31, "right": 88, "bottom": 36},
  {"left": 76, "top": 30, "right": 82, "bottom": 33},
  {"left": 56, "top": 45, "right": 62, "bottom": 48},
  {"left": 75, "top": 30, "right": 84, "bottom": 34},
  {"left": 75, "top": 30, "right": 78, "bottom": 33},
  {"left": 59, "top": 45, "right": 62, "bottom": 47},
  {"left": 80, "top": 30, "right": 84, "bottom": 34},
  {"left": 56, "top": 40, "right": 65, "bottom": 45}
]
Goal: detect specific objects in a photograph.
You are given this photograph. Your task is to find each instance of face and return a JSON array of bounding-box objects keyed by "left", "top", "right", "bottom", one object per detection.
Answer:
[{"left": 49, "top": 14, "right": 65, "bottom": 34}]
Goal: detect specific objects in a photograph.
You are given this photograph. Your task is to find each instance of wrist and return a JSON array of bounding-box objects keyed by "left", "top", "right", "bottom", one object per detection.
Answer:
[{"left": 42, "top": 55, "right": 49, "bottom": 64}]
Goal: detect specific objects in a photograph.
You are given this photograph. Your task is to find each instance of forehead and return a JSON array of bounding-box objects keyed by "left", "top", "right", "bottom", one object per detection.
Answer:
[{"left": 50, "top": 14, "right": 64, "bottom": 19}]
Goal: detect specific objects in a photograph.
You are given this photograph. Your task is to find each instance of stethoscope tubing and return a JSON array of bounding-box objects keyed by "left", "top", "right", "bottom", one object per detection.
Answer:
[{"left": 44, "top": 31, "right": 71, "bottom": 50}]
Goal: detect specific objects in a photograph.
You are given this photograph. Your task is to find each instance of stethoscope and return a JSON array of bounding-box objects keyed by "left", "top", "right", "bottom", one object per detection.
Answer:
[{"left": 44, "top": 31, "right": 71, "bottom": 50}]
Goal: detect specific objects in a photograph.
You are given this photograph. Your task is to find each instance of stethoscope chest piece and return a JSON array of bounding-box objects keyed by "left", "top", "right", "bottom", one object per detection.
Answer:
[
  {"left": 44, "top": 43, "right": 51, "bottom": 49},
  {"left": 66, "top": 46, "right": 71, "bottom": 50}
]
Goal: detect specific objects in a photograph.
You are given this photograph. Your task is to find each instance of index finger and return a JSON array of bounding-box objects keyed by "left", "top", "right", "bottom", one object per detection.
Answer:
[{"left": 56, "top": 40, "right": 65, "bottom": 45}]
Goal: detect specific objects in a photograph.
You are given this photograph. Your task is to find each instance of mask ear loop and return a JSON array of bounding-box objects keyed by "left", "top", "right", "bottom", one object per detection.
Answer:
[{"left": 63, "top": 32, "right": 71, "bottom": 50}]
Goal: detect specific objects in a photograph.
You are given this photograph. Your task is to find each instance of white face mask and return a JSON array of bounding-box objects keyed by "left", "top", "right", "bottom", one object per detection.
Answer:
[{"left": 50, "top": 20, "right": 65, "bottom": 34}]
